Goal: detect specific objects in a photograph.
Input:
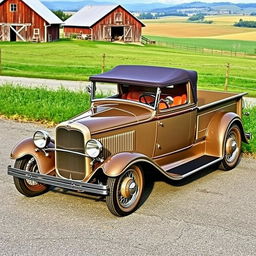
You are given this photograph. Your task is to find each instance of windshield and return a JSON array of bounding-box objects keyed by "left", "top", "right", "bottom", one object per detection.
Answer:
[{"left": 92, "top": 82, "right": 158, "bottom": 108}]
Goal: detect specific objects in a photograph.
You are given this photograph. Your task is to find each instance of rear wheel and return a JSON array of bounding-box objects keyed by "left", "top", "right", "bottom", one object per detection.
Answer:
[
  {"left": 13, "top": 156, "right": 49, "bottom": 197},
  {"left": 106, "top": 165, "right": 144, "bottom": 216},
  {"left": 219, "top": 124, "right": 242, "bottom": 171}
]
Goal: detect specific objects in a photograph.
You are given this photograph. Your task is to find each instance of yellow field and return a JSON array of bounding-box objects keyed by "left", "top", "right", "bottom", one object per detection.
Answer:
[
  {"left": 143, "top": 15, "right": 256, "bottom": 40},
  {"left": 208, "top": 15, "right": 256, "bottom": 25}
]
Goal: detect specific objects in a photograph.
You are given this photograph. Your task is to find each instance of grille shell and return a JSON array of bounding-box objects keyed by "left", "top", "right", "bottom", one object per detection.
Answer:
[{"left": 56, "top": 127, "right": 86, "bottom": 180}]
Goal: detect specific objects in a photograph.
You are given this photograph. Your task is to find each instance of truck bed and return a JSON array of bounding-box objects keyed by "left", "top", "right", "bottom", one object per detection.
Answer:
[
  {"left": 196, "top": 90, "right": 246, "bottom": 140},
  {"left": 197, "top": 90, "right": 246, "bottom": 110}
]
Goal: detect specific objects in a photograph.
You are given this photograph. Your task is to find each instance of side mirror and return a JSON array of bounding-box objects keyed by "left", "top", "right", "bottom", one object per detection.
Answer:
[
  {"left": 165, "top": 96, "right": 174, "bottom": 106},
  {"left": 86, "top": 84, "right": 92, "bottom": 94}
]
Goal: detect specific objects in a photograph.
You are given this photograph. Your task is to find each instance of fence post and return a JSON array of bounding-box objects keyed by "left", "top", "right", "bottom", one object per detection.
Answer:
[
  {"left": 101, "top": 53, "right": 106, "bottom": 73},
  {"left": 224, "top": 63, "right": 230, "bottom": 91}
]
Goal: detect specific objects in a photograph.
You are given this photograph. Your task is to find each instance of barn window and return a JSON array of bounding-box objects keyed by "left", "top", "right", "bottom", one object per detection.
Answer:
[
  {"left": 115, "top": 12, "right": 123, "bottom": 23},
  {"left": 10, "top": 3, "right": 17, "bottom": 12},
  {"left": 33, "top": 29, "right": 40, "bottom": 35}
]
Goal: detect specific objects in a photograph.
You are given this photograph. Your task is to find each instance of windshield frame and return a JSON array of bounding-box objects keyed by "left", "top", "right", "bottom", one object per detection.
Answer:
[{"left": 90, "top": 82, "right": 161, "bottom": 111}]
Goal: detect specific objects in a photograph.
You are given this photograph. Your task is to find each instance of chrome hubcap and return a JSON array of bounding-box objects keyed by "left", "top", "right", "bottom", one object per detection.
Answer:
[
  {"left": 129, "top": 181, "right": 137, "bottom": 195},
  {"left": 25, "top": 157, "right": 39, "bottom": 186},
  {"left": 226, "top": 132, "right": 239, "bottom": 163},
  {"left": 118, "top": 170, "right": 139, "bottom": 208}
]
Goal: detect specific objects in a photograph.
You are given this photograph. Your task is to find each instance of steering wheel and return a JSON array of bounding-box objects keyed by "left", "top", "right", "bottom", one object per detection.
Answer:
[
  {"left": 159, "top": 98, "right": 170, "bottom": 109},
  {"left": 139, "top": 93, "right": 156, "bottom": 106}
]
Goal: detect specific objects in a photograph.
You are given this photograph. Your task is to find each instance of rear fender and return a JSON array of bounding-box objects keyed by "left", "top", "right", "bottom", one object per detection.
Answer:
[
  {"left": 100, "top": 152, "right": 162, "bottom": 178},
  {"left": 10, "top": 138, "right": 55, "bottom": 175},
  {"left": 205, "top": 112, "right": 248, "bottom": 157}
]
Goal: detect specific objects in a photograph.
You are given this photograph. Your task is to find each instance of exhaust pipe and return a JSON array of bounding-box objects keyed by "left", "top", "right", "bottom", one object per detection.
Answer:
[{"left": 245, "top": 132, "right": 252, "bottom": 140}]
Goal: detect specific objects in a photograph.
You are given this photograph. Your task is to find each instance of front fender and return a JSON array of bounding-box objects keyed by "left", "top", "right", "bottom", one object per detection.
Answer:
[
  {"left": 10, "top": 138, "right": 55, "bottom": 175},
  {"left": 101, "top": 152, "right": 161, "bottom": 178},
  {"left": 205, "top": 112, "right": 247, "bottom": 157}
]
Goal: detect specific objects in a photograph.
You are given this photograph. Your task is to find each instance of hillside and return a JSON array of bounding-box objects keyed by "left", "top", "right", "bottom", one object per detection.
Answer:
[
  {"left": 152, "top": 1, "right": 256, "bottom": 15},
  {"left": 42, "top": 1, "right": 256, "bottom": 13},
  {"left": 42, "top": 1, "right": 169, "bottom": 12}
]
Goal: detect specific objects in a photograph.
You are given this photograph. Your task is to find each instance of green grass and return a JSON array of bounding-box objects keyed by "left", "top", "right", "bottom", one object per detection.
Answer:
[
  {"left": 242, "top": 107, "right": 256, "bottom": 153},
  {"left": 0, "top": 85, "right": 90, "bottom": 123},
  {"left": 0, "top": 39, "right": 256, "bottom": 97},
  {"left": 147, "top": 36, "right": 256, "bottom": 55},
  {"left": 0, "top": 84, "right": 255, "bottom": 153}
]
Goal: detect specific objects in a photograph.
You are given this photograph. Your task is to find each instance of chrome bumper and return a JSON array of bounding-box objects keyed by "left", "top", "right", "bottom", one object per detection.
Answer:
[{"left": 7, "top": 166, "right": 109, "bottom": 196}]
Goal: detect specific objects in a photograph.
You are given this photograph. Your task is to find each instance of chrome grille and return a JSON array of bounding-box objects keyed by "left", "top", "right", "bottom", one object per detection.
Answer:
[
  {"left": 56, "top": 127, "right": 85, "bottom": 180},
  {"left": 98, "top": 131, "right": 135, "bottom": 158}
]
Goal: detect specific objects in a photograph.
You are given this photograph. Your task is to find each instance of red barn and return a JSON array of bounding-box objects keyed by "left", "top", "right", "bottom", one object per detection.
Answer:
[
  {"left": 64, "top": 5, "right": 145, "bottom": 42},
  {"left": 0, "top": 0, "right": 62, "bottom": 42}
]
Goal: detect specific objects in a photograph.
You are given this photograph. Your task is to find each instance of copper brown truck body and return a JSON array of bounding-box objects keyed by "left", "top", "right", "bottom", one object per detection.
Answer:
[{"left": 7, "top": 65, "right": 251, "bottom": 216}]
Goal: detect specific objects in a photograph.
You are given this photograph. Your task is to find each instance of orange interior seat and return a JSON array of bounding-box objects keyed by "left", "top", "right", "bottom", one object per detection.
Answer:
[
  {"left": 121, "top": 93, "right": 128, "bottom": 99},
  {"left": 158, "top": 102, "right": 168, "bottom": 110},
  {"left": 126, "top": 91, "right": 141, "bottom": 101},
  {"left": 181, "top": 94, "right": 187, "bottom": 104},
  {"left": 171, "top": 96, "right": 182, "bottom": 107}
]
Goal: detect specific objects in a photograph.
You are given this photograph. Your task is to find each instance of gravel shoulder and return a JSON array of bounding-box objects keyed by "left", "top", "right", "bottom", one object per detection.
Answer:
[{"left": 1, "top": 118, "right": 256, "bottom": 255}]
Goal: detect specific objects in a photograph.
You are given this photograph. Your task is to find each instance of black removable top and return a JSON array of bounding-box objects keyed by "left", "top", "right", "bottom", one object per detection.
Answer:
[{"left": 90, "top": 65, "right": 198, "bottom": 102}]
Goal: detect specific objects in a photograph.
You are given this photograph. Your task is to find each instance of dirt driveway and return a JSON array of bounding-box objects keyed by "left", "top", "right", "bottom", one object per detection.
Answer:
[{"left": 0, "top": 118, "right": 256, "bottom": 255}]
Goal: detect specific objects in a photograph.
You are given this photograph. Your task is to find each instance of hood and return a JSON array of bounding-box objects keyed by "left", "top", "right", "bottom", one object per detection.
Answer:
[{"left": 67, "top": 102, "right": 153, "bottom": 134}]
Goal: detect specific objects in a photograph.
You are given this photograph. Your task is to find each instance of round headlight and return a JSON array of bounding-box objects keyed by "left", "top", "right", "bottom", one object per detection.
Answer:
[
  {"left": 85, "top": 139, "right": 102, "bottom": 158},
  {"left": 33, "top": 130, "right": 51, "bottom": 149}
]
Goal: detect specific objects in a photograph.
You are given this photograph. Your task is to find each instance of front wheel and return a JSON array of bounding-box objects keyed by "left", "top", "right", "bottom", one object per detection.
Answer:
[
  {"left": 13, "top": 156, "right": 49, "bottom": 197},
  {"left": 219, "top": 124, "right": 242, "bottom": 171},
  {"left": 106, "top": 165, "right": 144, "bottom": 216}
]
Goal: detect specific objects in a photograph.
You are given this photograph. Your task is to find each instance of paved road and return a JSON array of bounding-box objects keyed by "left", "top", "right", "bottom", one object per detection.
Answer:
[
  {"left": 0, "top": 119, "right": 256, "bottom": 255},
  {"left": 0, "top": 75, "right": 255, "bottom": 107},
  {"left": 0, "top": 75, "right": 117, "bottom": 94}
]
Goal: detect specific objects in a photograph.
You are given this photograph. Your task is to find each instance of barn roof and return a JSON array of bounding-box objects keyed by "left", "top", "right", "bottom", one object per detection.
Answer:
[
  {"left": 64, "top": 4, "right": 145, "bottom": 28},
  {"left": 0, "top": 0, "right": 62, "bottom": 24}
]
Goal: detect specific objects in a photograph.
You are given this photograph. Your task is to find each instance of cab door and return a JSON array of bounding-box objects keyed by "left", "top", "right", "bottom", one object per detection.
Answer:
[{"left": 154, "top": 84, "right": 197, "bottom": 157}]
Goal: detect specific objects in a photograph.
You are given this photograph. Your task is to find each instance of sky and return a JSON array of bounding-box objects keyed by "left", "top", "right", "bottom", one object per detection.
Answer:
[{"left": 42, "top": 0, "right": 256, "bottom": 3}]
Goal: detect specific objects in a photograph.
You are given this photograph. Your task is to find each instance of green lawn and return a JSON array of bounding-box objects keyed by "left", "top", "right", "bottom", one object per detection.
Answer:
[
  {"left": 0, "top": 39, "right": 256, "bottom": 96},
  {"left": 0, "top": 85, "right": 90, "bottom": 124}
]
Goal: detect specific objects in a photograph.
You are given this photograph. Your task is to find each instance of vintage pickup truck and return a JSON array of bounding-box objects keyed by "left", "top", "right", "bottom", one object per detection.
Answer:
[{"left": 8, "top": 65, "right": 251, "bottom": 216}]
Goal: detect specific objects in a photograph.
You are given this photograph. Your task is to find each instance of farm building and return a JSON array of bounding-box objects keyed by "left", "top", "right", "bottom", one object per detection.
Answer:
[
  {"left": 64, "top": 5, "right": 145, "bottom": 42},
  {"left": 0, "top": 0, "right": 62, "bottom": 42}
]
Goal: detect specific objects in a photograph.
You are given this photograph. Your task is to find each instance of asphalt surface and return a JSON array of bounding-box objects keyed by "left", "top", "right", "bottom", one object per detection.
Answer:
[
  {"left": 0, "top": 75, "right": 117, "bottom": 94},
  {"left": 0, "top": 118, "right": 256, "bottom": 256}
]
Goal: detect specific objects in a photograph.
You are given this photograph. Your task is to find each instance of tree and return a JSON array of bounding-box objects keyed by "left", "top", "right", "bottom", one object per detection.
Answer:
[
  {"left": 234, "top": 20, "right": 256, "bottom": 28},
  {"left": 52, "top": 10, "right": 72, "bottom": 21},
  {"left": 188, "top": 13, "right": 205, "bottom": 22},
  {"left": 137, "top": 12, "right": 158, "bottom": 19}
]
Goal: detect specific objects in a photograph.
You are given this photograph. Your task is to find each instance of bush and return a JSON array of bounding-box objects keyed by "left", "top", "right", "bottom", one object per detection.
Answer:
[
  {"left": 188, "top": 13, "right": 205, "bottom": 22},
  {"left": 234, "top": 19, "right": 256, "bottom": 28},
  {"left": 138, "top": 12, "right": 157, "bottom": 19}
]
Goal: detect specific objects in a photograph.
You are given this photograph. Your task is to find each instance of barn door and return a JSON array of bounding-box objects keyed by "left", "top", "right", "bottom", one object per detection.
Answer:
[
  {"left": 0, "top": 25, "right": 3, "bottom": 41},
  {"left": 124, "top": 26, "right": 132, "bottom": 42},
  {"left": 1, "top": 25, "right": 10, "bottom": 41},
  {"left": 10, "top": 25, "right": 27, "bottom": 41},
  {"left": 103, "top": 26, "right": 111, "bottom": 41}
]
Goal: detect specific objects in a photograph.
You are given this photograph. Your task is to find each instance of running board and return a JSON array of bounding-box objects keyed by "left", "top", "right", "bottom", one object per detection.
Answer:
[{"left": 166, "top": 155, "right": 222, "bottom": 180}]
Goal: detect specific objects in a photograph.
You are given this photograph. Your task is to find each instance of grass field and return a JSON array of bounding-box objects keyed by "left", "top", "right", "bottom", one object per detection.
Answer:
[
  {"left": 0, "top": 85, "right": 90, "bottom": 124},
  {"left": 0, "top": 85, "right": 255, "bottom": 153},
  {"left": 147, "top": 36, "right": 256, "bottom": 54},
  {"left": 143, "top": 15, "right": 256, "bottom": 41},
  {"left": 0, "top": 39, "right": 256, "bottom": 96}
]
